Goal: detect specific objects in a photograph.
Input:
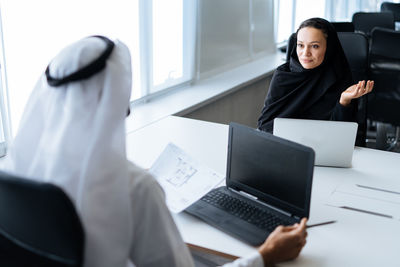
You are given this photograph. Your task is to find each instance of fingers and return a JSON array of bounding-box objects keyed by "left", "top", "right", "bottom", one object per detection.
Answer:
[
  {"left": 357, "top": 81, "right": 365, "bottom": 96},
  {"left": 353, "top": 80, "right": 374, "bottom": 98},
  {"left": 280, "top": 225, "right": 297, "bottom": 232},
  {"left": 360, "top": 80, "right": 374, "bottom": 94},
  {"left": 348, "top": 81, "right": 362, "bottom": 98},
  {"left": 274, "top": 218, "right": 308, "bottom": 243},
  {"left": 281, "top": 217, "right": 307, "bottom": 232},
  {"left": 296, "top": 218, "right": 307, "bottom": 232},
  {"left": 293, "top": 218, "right": 308, "bottom": 244},
  {"left": 366, "top": 80, "right": 374, "bottom": 93}
]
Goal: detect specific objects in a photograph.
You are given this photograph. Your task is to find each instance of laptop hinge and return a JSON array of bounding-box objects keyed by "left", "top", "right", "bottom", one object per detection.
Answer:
[
  {"left": 238, "top": 190, "right": 258, "bottom": 200},
  {"left": 230, "top": 188, "right": 292, "bottom": 217}
]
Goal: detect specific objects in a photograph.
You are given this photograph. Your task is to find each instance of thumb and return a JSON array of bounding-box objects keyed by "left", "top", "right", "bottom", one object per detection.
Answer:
[{"left": 293, "top": 218, "right": 307, "bottom": 233}]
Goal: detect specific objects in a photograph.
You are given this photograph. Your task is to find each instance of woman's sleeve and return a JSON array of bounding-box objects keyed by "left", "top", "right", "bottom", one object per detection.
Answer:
[
  {"left": 221, "top": 251, "right": 264, "bottom": 267},
  {"left": 128, "top": 164, "right": 195, "bottom": 267},
  {"left": 331, "top": 99, "right": 357, "bottom": 122}
]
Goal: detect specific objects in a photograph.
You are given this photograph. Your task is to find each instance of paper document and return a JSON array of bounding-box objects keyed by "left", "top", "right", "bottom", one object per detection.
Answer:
[
  {"left": 326, "top": 181, "right": 400, "bottom": 220},
  {"left": 149, "top": 143, "right": 224, "bottom": 213}
]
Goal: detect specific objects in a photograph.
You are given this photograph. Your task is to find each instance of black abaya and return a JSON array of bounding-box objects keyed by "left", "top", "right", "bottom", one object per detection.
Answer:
[{"left": 258, "top": 18, "right": 355, "bottom": 133}]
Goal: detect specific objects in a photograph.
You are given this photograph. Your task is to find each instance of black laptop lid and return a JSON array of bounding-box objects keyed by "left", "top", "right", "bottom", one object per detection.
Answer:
[{"left": 226, "top": 123, "right": 315, "bottom": 218}]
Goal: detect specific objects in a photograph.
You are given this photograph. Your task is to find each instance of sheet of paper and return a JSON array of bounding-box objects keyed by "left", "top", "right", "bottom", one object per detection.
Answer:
[
  {"left": 149, "top": 143, "right": 225, "bottom": 213},
  {"left": 326, "top": 181, "right": 400, "bottom": 220},
  {"left": 307, "top": 202, "right": 338, "bottom": 226}
]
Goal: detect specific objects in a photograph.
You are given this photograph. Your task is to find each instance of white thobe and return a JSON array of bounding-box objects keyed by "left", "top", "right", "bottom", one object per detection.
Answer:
[{"left": 127, "top": 162, "right": 264, "bottom": 267}]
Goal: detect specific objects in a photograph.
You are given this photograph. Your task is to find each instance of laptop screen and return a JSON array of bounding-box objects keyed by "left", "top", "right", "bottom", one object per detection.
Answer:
[{"left": 226, "top": 123, "right": 315, "bottom": 218}]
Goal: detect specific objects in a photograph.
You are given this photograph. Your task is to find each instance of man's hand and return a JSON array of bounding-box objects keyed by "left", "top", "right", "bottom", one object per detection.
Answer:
[{"left": 258, "top": 218, "right": 308, "bottom": 267}]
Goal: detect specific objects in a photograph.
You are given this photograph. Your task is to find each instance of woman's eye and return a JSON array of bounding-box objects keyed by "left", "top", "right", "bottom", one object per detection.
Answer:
[
  {"left": 297, "top": 44, "right": 303, "bottom": 48},
  {"left": 312, "top": 44, "right": 319, "bottom": 49}
]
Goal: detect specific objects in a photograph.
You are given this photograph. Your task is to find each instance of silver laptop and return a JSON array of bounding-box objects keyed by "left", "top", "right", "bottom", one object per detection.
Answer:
[{"left": 273, "top": 118, "right": 358, "bottom": 168}]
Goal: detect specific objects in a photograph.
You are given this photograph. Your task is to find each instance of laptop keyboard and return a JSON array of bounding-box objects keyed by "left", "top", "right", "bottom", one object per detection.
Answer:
[{"left": 201, "top": 190, "right": 293, "bottom": 231}]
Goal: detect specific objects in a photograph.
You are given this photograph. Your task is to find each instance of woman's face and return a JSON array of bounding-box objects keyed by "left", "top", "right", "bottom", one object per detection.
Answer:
[{"left": 296, "top": 27, "right": 327, "bottom": 69}]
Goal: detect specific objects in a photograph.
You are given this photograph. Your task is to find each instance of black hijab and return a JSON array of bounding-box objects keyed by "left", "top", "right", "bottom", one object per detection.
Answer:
[{"left": 258, "top": 18, "right": 353, "bottom": 132}]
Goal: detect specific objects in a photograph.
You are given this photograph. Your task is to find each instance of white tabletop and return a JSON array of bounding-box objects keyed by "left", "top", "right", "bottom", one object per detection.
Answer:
[{"left": 126, "top": 116, "right": 400, "bottom": 267}]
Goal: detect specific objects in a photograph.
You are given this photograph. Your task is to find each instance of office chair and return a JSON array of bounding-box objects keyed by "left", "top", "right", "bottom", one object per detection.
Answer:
[
  {"left": 332, "top": 22, "right": 355, "bottom": 32},
  {"left": 338, "top": 32, "right": 369, "bottom": 147},
  {"left": 367, "top": 27, "right": 400, "bottom": 151},
  {"left": 285, "top": 33, "right": 296, "bottom": 62},
  {"left": 352, "top": 12, "right": 394, "bottom": 37},
  {"left": 381, "top": 2, "right": 400, "bottom": 22},
  {"left": 0, "top": 171, "right": 84, "bottom": 267}
]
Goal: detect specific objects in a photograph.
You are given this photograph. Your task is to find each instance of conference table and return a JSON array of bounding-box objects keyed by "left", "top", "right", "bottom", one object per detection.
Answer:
[{"left": 126, "top": 115, "right": 400, "bottom": 267}]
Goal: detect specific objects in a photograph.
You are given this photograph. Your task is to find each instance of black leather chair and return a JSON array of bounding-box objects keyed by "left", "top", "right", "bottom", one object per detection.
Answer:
[
  {"left": 332, "top": 22, "right": 355, "bottom": 32},
  {"left": 338, "top": 32, "right": 369, "bottom": 147},
  {"left": 285, "top": 33, "right": 296, "bottom": 62},
  {"left": 337, "top": 32, "right": 369, "bottom": 82},
  {"left": 381, "top": 2, "right": 400, "bottom": 22},
  {"left": 0, "top": 171, "right": 84, "bottom": 267},
  {"left": 367, "top": 27, "right": 400, "bottom": 151},
  {"left": 352, "top": 12, "right": 394, "bottom": 37}
]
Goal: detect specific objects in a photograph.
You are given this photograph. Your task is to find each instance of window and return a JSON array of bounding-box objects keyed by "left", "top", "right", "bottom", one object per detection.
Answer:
[
  {"left": 0, "top": 9, "right": 11, "bottom": 157},
  {"left": 275, "top": 0, "right": 295, "bottom": 44},
  {"left": 275, "top": 0, "right": 328, "bottom": 43},
  {"left": 0, "top": 0, "right": 195, "bottom": 134},
  {"left": 0, "top": 75, "right": 9, "bottom": 157},
  {"left": 140, "top": 0, "right": 196, "bottom": 97},
  {"left": 327, "top": 0, "right": 393, "bottom": 21},
  {"left": 274, "top": 0, "right": 399, "bottom": 44},
  {"left": 294, "top": 0, "right": 326, "bottom": 28}
]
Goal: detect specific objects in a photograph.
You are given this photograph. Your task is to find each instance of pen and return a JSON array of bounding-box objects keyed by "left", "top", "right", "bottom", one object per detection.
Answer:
[
  {"left": 307, "top": 220, "right": 336, "bottom": 228},
  {"left": 356, "top": 184, "right": 400, "bottom": 195},
  {"left": 340, "top": 206, "right": 393, "bottom": 219}
]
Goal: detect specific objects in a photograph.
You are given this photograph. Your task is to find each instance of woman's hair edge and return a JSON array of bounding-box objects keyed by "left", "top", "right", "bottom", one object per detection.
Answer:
[{"left": 296, "top": 17, "right": 330, "bottom": 39}]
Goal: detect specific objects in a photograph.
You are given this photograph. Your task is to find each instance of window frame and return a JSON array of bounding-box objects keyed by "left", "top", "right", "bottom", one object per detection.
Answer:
[
  {"left": 0, "top": 7, "right": 12, "bottom": 157},
  {"left": 138, "top": 0, "right": 197, "bottom": 100}
]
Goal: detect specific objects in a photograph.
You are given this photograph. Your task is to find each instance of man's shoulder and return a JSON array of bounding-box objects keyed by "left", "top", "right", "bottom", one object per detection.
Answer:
[{"left": 127, "top": 161, "right": 164, "bottom": 197}]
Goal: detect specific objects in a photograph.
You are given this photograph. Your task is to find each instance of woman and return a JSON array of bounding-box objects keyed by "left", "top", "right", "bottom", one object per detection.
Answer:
[
  {"left": 4, "top": 36, "right": 307, "bottom": 267},
  {"left": 258, "top": 18, "right": 374, "bottom": 133}
]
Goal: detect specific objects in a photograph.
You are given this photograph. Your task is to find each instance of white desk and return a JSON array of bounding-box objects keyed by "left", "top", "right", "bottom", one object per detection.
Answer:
[{"left": 126, "top": 116, "right": 400, "bottom": 267}]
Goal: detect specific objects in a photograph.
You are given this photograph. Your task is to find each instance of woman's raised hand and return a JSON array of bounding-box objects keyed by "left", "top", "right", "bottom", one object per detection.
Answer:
[{"left": 340, "top": 80, "right": 374, "bottom": 106}]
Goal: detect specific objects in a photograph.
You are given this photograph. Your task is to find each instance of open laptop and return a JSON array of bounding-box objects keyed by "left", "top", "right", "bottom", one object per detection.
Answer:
[
  {"left": 273, "top": 118, "right": 358, "bottom": 168},
  {"left": 185, "top": 122, "right": 315, "bottom": 246}
]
